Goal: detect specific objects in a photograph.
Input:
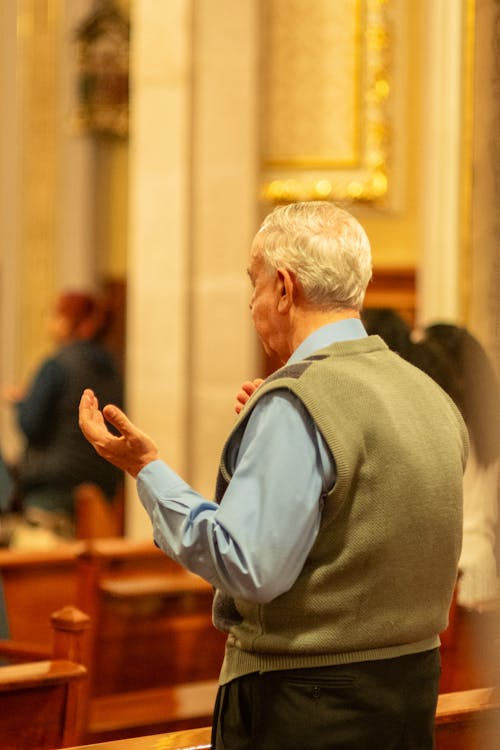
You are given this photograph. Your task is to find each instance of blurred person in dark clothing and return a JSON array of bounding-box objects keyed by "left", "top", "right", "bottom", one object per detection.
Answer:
[{"left": 3, "top": 291, "right": 123, "bottom": 545}]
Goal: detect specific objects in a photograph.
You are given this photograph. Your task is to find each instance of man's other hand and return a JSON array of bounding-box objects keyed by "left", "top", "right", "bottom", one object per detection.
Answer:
[{"left": 234, "top": 379, "right": 264, "bottom": 415}]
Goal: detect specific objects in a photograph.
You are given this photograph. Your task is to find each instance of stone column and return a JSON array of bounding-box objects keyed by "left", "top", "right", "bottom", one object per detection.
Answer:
[
  {"left": 188, "top": 0, "right": 259, "bottom": 495},
  {"left": 126, "top": 0, "right": 193, "bottom": 536},
  {"left": 125, "top": 0, "right": 260, "bottom": 534},
  {"left": 417, "top": 0, "right": 467, "bottom": 326}
]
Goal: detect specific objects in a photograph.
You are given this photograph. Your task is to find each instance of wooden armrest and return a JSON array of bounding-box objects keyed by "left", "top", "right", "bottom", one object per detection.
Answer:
[
  {"left": 0, "top": 542, "right": 85, "bottom": 568},
  {"left": 149, "top": 726, "right": 211, "bottom": 749},
  {"left": 79, "top": 537, "right": 165, "bottom": 561},
  {"left": 100, "top": 573, "right": 212, "bottom": 599},
  {"left": 0, "top": 659, "right": 86, "bottom": 691},
  {"left": 0, "top": 639, "right": 51, "bottom": 661},
  {"left": 436, "top": 686, "right": 500, "bottom": 724},
  {"left": 65, "top": 727, "right": 212, "bottom": 750},
  {"left": 89, "top": 679, "right": 218, "bottom": 734}
]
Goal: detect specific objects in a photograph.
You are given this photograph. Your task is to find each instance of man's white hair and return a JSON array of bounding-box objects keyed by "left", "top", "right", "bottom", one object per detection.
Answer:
[{"left": 258, "top": 201, "right": 372, "bottom": 311}]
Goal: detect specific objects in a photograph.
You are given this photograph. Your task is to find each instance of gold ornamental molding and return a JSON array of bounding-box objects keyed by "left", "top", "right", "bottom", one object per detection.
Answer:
[
  {"left": 73, "top": 0, "right": 130, "bottom": 139},
  {"left": 260, "top": 0, "right": 392, "bottom": 204}
]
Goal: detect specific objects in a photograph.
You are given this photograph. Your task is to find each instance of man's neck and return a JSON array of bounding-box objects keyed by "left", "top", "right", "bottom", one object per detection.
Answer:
[{"left": 290, "top": 307, "right": 360, "bottom": 354}]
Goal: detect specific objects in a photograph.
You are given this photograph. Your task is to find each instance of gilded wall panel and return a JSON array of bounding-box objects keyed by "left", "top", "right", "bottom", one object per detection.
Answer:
[{"left": 260, "top": 0, "right": 392, "bottom": 203}]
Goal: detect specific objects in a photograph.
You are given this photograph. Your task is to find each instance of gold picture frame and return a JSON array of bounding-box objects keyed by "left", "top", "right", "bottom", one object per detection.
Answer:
[{"left": 260, "top": 0, "right": 392, "bottom": 204}]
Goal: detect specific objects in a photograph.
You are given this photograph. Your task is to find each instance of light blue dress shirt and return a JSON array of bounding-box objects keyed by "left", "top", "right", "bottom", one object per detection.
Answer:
[{"left": 137, "top": 318, "right": 367, "bottom": 603}]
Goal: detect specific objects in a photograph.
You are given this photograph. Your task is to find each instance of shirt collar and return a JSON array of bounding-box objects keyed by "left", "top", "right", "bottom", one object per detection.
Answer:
[{"left": 288, "top": 318, "right": 368, "bottom": 364}]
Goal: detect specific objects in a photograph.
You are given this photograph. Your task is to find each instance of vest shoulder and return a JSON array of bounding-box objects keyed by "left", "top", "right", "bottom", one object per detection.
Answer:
[{"left": 263, "top": 336, "right": 389, "bottom": 386}]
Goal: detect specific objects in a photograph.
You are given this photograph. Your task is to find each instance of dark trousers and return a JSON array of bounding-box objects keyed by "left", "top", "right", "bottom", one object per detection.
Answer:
[{"left": 211, "top": 649, "right": 441, "bottom": 750}]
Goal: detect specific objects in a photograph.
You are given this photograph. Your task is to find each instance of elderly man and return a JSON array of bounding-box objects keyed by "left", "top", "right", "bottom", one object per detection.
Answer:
[{"left": 79, "top": 201, "right": 468, "bottom": 750}]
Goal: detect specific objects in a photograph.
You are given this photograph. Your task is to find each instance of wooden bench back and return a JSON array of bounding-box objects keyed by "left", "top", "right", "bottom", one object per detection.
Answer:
[
  {"left": 76, "top": 538, "right": 225, "bottom": 696},
  {"left": 0, "top": 544, "right": 84, "bottom": 650},
  {"left": 0, "top": 605, "right": 90, "bottom": 750}
]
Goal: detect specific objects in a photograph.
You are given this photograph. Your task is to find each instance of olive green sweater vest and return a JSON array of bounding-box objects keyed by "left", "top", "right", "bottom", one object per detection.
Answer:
[{"left": 214, "top": 336, "right": 468, "bottom": 685}]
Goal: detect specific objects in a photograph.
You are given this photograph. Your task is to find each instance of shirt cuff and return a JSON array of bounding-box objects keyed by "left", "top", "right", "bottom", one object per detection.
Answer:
[{"left": 137, "top": 459, "right": 189, "bottom": 513}]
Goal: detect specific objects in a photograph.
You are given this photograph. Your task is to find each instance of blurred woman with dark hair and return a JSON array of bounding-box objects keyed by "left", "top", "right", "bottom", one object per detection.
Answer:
[
  {"left": 354, "top": 310, "right": 499, "bottom": 690},
  {"left": 363, "top": 310, "right": 500, "bottom": 610},
  {"left": 3, "top": 290, "right": 123, "bottom": 546},
  {"left": 418, "top": 323, "right": 500, "bottom": 611}
]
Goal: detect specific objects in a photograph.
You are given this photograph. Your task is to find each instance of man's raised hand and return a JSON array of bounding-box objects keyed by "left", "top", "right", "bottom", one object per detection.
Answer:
[{"left": 79, "top": 388, "right": 159, "bottom": 478}]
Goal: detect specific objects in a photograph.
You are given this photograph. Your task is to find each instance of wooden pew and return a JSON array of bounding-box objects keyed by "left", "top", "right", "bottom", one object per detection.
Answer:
[
  {"left": 0, "top": 538, "right": 224, "bottom": 683},
  {"left": 77, "top": 538, "right": 225, "bottom": 694},
  {"left": 435, "top": 686, "right": 500, "bottom": 749},
  {"left": 62, "top": 725, "right": 212, "bottom": 750},
  {"left": 75, "top": 538, "right": 225, "bottom": 742},
  {"left": 0, "top": 542, "right": 85, "bottom": 651},
  {"left": 0, "top": 605, "right": 90, "bottom": 750},
  {"left": 0, "top": 539, "right": 222, "bottom": 741},
  {"left": 0, "top": 538, "right": 225, "bottom": 688},
  {"left": 88, "top": 679, "right": 217, "bottom": 741},
  {"left": 60, "top": 688, "right": 500, "bottom": 750}
]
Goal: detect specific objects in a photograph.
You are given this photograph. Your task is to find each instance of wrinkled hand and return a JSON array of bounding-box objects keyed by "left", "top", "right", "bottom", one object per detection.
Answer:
[
  {"left": 234, "top": 378, "right": 264, "bottom": 415},
  {"left": 79, "top": 388, "right": 159, "bottom": 478}
]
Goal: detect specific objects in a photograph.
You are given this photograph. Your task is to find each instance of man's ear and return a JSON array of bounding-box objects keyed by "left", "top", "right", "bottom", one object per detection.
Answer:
[{"left": 276, "top": 268, "right": 295, "bottom": 312}]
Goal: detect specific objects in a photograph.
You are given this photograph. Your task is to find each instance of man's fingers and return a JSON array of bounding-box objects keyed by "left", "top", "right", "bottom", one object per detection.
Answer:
[
  {"left": 241, "top": 378, "right": 264, "bottom": 397},
  {"left": 241, "top": 381, "right": 257, "bottom": 396},
  {"left": 80, "top": 388, "right": 98, "bottom": 410},
  {"left": 79, "top": 389, "right": 104, "bottom": 434},
  {"left": 234, "top": 378, "right": 265, "bottom": 415},
  {"left": 80, "top": 389, "right": 139, "bottom": 442},
  {"left": 102, "top": 404, "right": 134, "bottom": 436}
]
